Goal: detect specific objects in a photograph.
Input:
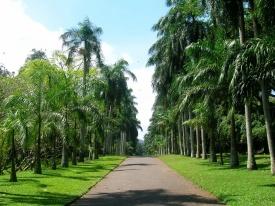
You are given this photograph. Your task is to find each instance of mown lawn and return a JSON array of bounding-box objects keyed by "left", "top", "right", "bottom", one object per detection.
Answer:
[
  {"left": 160, "top": 155, "right": 275, "bottom": 206},
  {"left": 0, "top": 156, "right": 125, "bottom": 206}
]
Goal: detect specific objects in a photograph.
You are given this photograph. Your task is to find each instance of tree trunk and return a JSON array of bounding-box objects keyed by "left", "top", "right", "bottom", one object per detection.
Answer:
[
  {"left": 94, "top": 137, "right": 99, "bottom": 159},
  {"left": 245, "top": 99, "right": 257, "bottom": 170},
  {"left": 196, "top": 126, "right": 201, "bottom": 158},
  {"left": 72, "top": 118, "right": 77, "bottom": 165},
  {"left": 201, "top": 127, "right": 207, "bottom": 159},
  {"left": 120, "top": 131, "right": 123, "bottom": 155},
  {"left": 209, "top": 128, "right": 217, "bottom": 162},
  {"left": 248, "top": 0, "right": 259, "bottom": 37},
  {"left": 171, "top": 129, "right": 174, "bottom": 154},
  {"left": 184, "top": 112, "right": 190, "bottom": 156},
  {"left": 61, "top": 139, "right": 69, "bottom": 167},
  {"left": 181, "top": 113, "right": 186, "bottom": 155},
  {"left": 166, "top": 129, "right": 170, "bottom": 154},
  {"left": 51, "top": 137, "right": 56, "bottom": 170},
  {"left": 178, "top": 119, "right": 183, "bottom": 155},
  {"left": 79, "top": 119, "right": 86, "bottom": 162},
  {"left": 10, "top": 130, "right": 17, "bottom": 182},
  {"left": 260, "top": 80, "right": 275, "bottom": 175},
  {"left": 189, "top": 111, "right": 195, "bottom": 158},
  {"left": 237, "top": 0, "right": 246, "bottom": 44},
  {"left": 34, "top": 115, "right": 42, "bottom": 174},
  {"left": 72, "top": 146, "right": 77, "bottom": 165},
  {"left": 230, "top": 108, "right": 239, "bottom": 168},
  {"left": 219, "top": 136, "right": 224, "bottom": 165}
]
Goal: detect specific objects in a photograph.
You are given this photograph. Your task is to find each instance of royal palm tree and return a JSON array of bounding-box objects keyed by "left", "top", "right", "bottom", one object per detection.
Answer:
[{"left": 61, "top": 18, "right": 103, "bottom": 161}]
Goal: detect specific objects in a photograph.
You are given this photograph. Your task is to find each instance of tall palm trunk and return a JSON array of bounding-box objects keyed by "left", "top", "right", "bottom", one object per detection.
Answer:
[
  {"left": 166, "top": 129, "right": 170, "bottom": 154},
  {"left": 51, "top": 136, "right": 57, "bottom": 170},
  {"left": 61, "top": 140, "right": 69, "bottom": 167},
  {"left": 189, "top": 111, "right": 195, "bottom": 157},
  {"left": 62, "top": 110, "right": 69, "bottom": 167},
  {"left": 94, "top": 137, "right": 99, "bottom": 159},
  {"left": 181, "top": 113, "right": 186, "bottom": 155},
  {"left": 248, "top": 0, "right": 259, "bottom": 37},
  {"left": 237, "top": 0, "right": 257, "bottom": 170},
  {"left": 79, "top": 49, "right": 89, "bottom": 161},
  {"left": 209, "top": 128, "right": 217, "bottom": 162},
  {"left": 79, "top": 119, "right": 86, "bottom": 162},
  {"left": 72, "top": 147, "right": 77, "bottom": 165},
  {"left": 171, "top": 129, "right": 174, "bottom": 154},
  {"left": 201, "top": 127, "right": 206, "bottom": 159},
  {"left": 72, "top": 118, "right": 77, "bottom": 165},
  {"left": 230, "top": 108, "right": 239, "bottom": 168},
  {"left": 260, "top": 80, "right": 275, "bottom": 175},
  {"left": 10, "top": 129, "right": 17, "bottom": 182},
  {"left": 237, "top": 0, "right": 245, "bottom": 45},
  {"left": 218, "top": 135, "right": 224, "bottom": 165},
  {"left": 177, "top": 119, "right": 183, "bottom": 155},
  {"left": 34, "top": 113, "right": 42, "bottom": 174},
  {"left": 105, "top": 105, "right": 112, "bottom": 154},
  {"left": 245, "top": 99, "right": 257, "bottom": 170},
  {"left": 184, "top": 111, "right": 190, "bottom": 156},
  {"left": 90, "top": 133, "right": 97, "bottom": 160},
  {"left": 196, "top": 126, "right": 201, "bottom": 158}
]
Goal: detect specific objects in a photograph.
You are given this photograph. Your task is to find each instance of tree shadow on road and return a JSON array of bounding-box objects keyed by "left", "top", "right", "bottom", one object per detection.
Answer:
[
  {"left": 71, "top": 189, "right": 223, "bottom": 206},
  {"left": 120, "top": 163, "right": 155, "bottom": 167}
]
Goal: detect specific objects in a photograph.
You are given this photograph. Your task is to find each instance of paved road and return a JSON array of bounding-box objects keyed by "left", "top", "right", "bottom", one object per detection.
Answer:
[{"left": 71, "top": 157, "right": 222, "bottom": 206}]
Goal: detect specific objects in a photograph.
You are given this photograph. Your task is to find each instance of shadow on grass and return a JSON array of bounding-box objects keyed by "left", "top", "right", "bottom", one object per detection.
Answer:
[
  {"left": 259, "top": 183, "right": 275, "bottom": 187},
  {"left": 41, "top": 173, "right": 97, "bottom": 181},
  {"left": 0, "top": 177, "right": 48, "bottom": 187},
  {"left": 218, "top": 194, "right": 240, "bottom": 205},
  {"left": 196, "top": 156, "right": 270, "bottom": 171},
  {"left": 71, "top": 189, "right": 223, "bottom": 206},
  {"left": 0, "top": 191, "right": 75, "bottom": 206}
]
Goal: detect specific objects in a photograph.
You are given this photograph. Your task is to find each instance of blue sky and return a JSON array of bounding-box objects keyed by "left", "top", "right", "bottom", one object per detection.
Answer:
[
  {"left": 0, "top": 0, "right": 168, "bottom": 139},
  {"left": 24, "top": 0, "right": 168, "bottom": 69}
]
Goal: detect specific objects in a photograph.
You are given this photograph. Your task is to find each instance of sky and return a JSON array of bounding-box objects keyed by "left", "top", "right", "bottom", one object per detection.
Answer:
[{"left": 0, "top": 0, "right": 168, "bottom": 139}]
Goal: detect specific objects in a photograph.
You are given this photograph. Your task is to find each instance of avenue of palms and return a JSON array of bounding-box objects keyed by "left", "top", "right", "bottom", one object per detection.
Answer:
[{"left": 145, "top": 0, "right": 275, "bottom": 175}]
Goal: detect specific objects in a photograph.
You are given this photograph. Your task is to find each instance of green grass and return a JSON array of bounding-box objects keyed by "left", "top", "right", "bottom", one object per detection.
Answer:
[
  {"left": 160, "top": 155, "right": 275, "bottom": 206},
  {"left": 0, "top": 156, "right": 125, "bottom": 206}
]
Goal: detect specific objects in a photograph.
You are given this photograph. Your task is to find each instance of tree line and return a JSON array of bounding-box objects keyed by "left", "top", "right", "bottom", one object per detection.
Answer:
[
  {"left": 0, "top": 18, "right": 140, "bottom": 182},
  {"left": 145, "top": 0, "right": 275, "bottom": 175}
]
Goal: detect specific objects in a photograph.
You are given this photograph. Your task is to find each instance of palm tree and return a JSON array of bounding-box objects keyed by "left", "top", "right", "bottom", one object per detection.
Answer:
[
  {"left": 20, "top": 59, "right": 57, "bottom": 174},
  {"left": 2, "top": 91, "right": 30, "bottom": 181},
  {"left": 101, "top": 60, "right": 137, "bottom": 154},
  {"left": 61, "top": 18, "right": 103, "bottom": 162},
  {"left": 61, "top": 18, "right": 103, "bottom": 96},
  {"left": 233, "top": 37, "right": 275, "bottom": 174}
]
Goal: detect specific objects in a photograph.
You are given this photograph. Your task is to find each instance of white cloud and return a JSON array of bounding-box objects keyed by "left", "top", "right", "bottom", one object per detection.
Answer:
[
  {"left": 0, "top": 0, "right": 63, "bottom": 72},
  {"left": 0, "top": 0, "right": 133, "bottom": 73},
  {"left": 101, "top": 42, "right": 133, "bottom": 65},
  {"left": 128, "top": 67, "right": 155, "bottom": 140}
]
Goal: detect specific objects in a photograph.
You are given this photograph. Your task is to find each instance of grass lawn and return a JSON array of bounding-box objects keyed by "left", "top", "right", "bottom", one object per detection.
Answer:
[
  {"left": 0, "top": 156, "right": 125, "bottom": 206},
  {"left": 160, "top": 155, "right": 275, "bottom": 206}
]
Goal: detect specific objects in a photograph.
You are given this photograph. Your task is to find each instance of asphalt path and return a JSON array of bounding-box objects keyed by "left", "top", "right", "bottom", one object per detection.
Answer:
[{"left": 71, "top": 157, "right": 222, "bottom": 206}]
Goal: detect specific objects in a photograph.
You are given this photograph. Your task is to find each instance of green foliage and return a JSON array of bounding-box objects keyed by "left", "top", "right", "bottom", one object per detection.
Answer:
[{"left": 0, "top": 18, "right": 140, "bottom": 179}]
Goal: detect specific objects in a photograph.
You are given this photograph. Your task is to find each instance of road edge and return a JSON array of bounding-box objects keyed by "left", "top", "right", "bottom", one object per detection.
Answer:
[{"left": 65, "top": 156, "right": 128, "bottom": 206}]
